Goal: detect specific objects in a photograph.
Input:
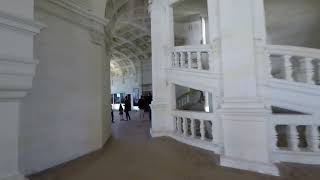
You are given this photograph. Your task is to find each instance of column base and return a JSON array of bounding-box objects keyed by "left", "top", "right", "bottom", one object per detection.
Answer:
[
  {"left": 150, "top": 129, "right": 171, "bottom": 138},
  {"left": 0, "top": 174, "right": 27, "bottom": 180},
  {"left": 220, "top": 156, "right": 279, "bottom": 176}
]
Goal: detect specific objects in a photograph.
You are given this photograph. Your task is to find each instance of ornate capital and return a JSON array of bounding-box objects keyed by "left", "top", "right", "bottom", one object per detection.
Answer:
[{"left": 0, "top": 10, "right": 44, "bottom": 100}]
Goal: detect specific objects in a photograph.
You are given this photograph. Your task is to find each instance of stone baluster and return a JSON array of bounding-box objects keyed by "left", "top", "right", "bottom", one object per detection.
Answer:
[
  {"left": 272, "top": 125, "right": 279, "bottom": 151},
  {"left": 266, "top": 53, "right": 273, "bottom": 79},
  {"left": 200, "top": 120, "right": 205, "bottom": 140},
  {"left": 288, "top": 125, "right": 300, "bottom": 151},
  {"left": 177, "top": 117, "right": 182, "bottom": 134},
  {"left": 283, "top": 55, "right": 293, "bottom": 81},
  {"left": 173, "top": 117, "right": 178, "bottom": 132},
  {"left": 208, "top": 50, "right": 214, "bottom": 72},
  {"left": 187, "top": 95, "right": 189, "bottom": 104},
  {"left": 317, "top": 61, "right": 320, "bottom": 84},
  {"left": 171, "top": 52, "right": 174, "bottom": 67},
  {"left": 180, "top": 52, "right": 185, "bottom": 68},
  {"left": 211, "top": 121, "right": 215, "bottom": 142},
  {"left": 307, "top": 125, "right": 320, "bottom": 152},
  {"left": 174, "top": 52, "right": 179, "bottom": 68},
  {"left": 183, "top": 117, "right": 188, "bottom": 136},
  {"left": 197, "top": 51, "right": 202, "bottom": 70},
  {"left": 191, "top": 119, "right": 195, "bottom": 138},
  {"left": 187, "top": 52, "right": 192, "bottom": 69},
  {"left": 304, "top": 58, "right": 315, "bottom": 85}
]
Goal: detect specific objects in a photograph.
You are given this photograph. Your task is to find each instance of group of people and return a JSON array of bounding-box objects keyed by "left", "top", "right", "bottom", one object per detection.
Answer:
[{"left": 111, "top": 93, "right": 152, "bottom": 123}]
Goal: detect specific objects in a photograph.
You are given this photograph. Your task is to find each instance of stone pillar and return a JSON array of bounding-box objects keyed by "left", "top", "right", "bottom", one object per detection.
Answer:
[
  {"left": 0, "top": 1, "right": 44, "bottom": 180},
  {"left": 149, "top": 0, "right": 174, "bottom": 136},
  {"left": 216, "top": 0, "right": 279, "bottom": 176}
]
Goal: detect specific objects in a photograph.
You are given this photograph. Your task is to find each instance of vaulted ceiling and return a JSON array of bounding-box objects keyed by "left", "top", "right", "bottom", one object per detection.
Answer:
[{"left": 105, "top": 0, "right": 151, "bottom": 79}]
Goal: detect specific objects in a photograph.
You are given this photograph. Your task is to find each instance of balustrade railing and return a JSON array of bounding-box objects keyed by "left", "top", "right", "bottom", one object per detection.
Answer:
[
  {"left": 176, "top": 90, "right": 199, "bottom": 109},
  {"left": 266, "top": 45, "right": 320, "bottom": 85},
  {"left": 172, "top": 110, "right": 217, "bottom": 143},
  {"left": 271, "top": 115, "right": 320, "bottom": 153},
  {"left": 171, "top": 45, "right": 214, "bottom": 72}
]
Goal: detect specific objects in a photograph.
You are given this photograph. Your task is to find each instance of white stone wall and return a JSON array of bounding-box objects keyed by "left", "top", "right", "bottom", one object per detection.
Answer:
[
  {"left": 266, "top": 0, "right": 320, "bottom": 48},
  {"left": 19, "top": 1, "right": 111, "bottom": 175},
  {"left": 0, "top": 0, "right": 42, "bottom": 179}
]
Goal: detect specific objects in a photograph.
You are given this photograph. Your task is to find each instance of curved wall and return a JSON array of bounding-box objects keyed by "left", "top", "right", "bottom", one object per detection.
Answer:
[{"left": 19, "top": 0, "right": 111, "bottom": 174}]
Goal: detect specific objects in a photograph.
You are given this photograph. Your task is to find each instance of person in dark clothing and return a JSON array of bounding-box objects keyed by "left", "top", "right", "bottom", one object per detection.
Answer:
[
  {"left": 138, "top": 96, "right": 146, "bottom": 120},
  {"left": 111, "top": 108, "right": 114, "bottom": 123},
  {"left": 119, "top": 104, "right": 124, "bottom": 121},
  {"left": 124, "top": 95, "right": 131, "bottom": 121},
  {"left": 145, "top": 93, "right": 152, "bottom": 122}
]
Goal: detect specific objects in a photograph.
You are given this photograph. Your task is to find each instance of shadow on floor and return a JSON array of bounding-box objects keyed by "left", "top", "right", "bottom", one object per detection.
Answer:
[{"left": 29, "top": 111, "right": 320, "bottom": 180}]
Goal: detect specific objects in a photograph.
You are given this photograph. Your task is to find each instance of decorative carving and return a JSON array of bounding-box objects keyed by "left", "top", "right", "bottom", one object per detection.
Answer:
[
  {"left": 0, "top": 10, "right": 44, "bottom": 100},
  {"left": 35, "top": 0, "right": 109, "bottom": 35}
]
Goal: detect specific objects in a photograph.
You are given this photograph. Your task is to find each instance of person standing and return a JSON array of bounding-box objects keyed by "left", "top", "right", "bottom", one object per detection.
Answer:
[
  {"left": 119, "top": 104, "right": 124, "bottom": 121},
  {"left": 111, "top": 108, "right": 114, "bottom": 123},
  {"left": 138, "top": 96, "right": 146, "bottom": 120},
  {"left": 146, "top": 93, "right": 152, "bottom": 122},
  {"left": 124, "top": 95, "right": 131, "bottom": 121}
]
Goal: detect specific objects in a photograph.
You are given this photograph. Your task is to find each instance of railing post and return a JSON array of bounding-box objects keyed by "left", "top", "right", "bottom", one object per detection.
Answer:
[
  {"left": 180, "top": 52, "right": 185, "bottom": 68},
  {"left": 187, "top": 51, "right": 192, "bottom": 69},
  {"left": 200, "top": 120, "right": 205, "bottom": 140},
  {"left": 288, "top": 125, "right": 300, "bottom": 151},
  {"left": 271, "top": 125, "right": 279, "bottom": 151},
  {"left": 304, "top": 58, "right": 315, "bottom": 85},
  {"left": 208, "top": 50, "right": 214, "bottom": 72},
  {"left": 172, "top": 51, "right": 176, "bottom": 67},
  {"left": 266, "top": 53, "right": 273, "bottom": 79},
  {"left": 183, "top": 117, "right": 188, "bottom": 136},
  {"left": 307, "top": 125, "right": 320, "bottom": 152},
  {"left": 191, "top": 119, "right": 195, "bottom": 138},
  {"left": 177, "top": 117, "right": 182, "bottom": 134},
  {"left": 197, "top": 51, "right": 202, "bottom": 70},
  {"left": 173, "top": 117, "right": 177, "bottom": 133},
  {"left": 211, "top": 120, "right": 215, "bottom": 142},
  {"left": 283, "top": 55, "right": 293, "bottom": 82},
  {"left": 175, "top": 52, "right": 180, "bottom": 68},
  {"left": 317, "top": 61, "right": 320, "bottom": 84}
]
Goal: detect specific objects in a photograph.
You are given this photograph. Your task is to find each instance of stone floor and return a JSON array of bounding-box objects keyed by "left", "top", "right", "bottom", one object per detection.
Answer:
[{"left": 30, "top": 111, "right": 320, "bottom": 180}]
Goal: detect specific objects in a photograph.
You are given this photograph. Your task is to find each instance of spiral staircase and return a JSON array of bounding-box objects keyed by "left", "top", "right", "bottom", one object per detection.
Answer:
[{"left": 165, "top": 42, "right": 320, "bottom": 164}]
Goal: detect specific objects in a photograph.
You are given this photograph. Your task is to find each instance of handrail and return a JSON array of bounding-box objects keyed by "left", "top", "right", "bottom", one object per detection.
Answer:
[
  {"left": 267, "top": 45, "right": 320, "bottom": 59},
  {"left": 171, "top": 45, "right": 214, "bottom": 71},
  {"left": 173, "top": 45, "right": 211, "bottom": 52},
  {"left": 270, "top": 115, "right": 317, "bottom": 125},
  {"left": 176, "top": 89, "right": 198, "bottom": 101},
  {"left": 172, "top": 110, "right": 215, "bottom": 120},
  {"left": 266, "top": 45, "right": 320, "bottom": 85}
]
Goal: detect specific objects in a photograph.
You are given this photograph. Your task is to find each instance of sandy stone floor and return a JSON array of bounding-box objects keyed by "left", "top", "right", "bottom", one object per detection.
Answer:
[{"left": 30, "top": 111, "right": 320, "bottom": 180}]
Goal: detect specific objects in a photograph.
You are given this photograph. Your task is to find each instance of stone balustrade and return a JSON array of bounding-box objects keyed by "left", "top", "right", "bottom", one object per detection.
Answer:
[
  {"left": 171, "top": 45, "right": 214, "bottom": 72},
  {"left": 172, "top": 110, "right": 216, "bottom": 143},
  {"left": 176, "top": 90, "right": 199, "bottom": 109},
  {"left": 271, "top": 115, "right": 320, "bottom": 164},
  {"left": 267, "top": 45, "right": 320, "bottom": 85}
]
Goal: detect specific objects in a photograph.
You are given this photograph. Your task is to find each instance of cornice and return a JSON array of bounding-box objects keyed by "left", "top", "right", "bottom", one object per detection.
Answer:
[
  {"left": 0, "top": 54, "right": 39, "bottom": 100},
  {"left": 35, "top": 0, "right": 109, "bottom": 33},
  {"left": 0, "top": 10, "right": 46, "bottom": 35}
]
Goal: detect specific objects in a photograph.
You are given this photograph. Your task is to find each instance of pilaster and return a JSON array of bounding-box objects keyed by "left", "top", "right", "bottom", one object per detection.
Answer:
[
  {"left": 149, "top": 0, "right": 174, "bottom": 136},
  {"left": 217, "top": 0, "right": 279, "bottom": 175},
  {"left": 0, "top": 3, "right": 44, "bottom": 180}
]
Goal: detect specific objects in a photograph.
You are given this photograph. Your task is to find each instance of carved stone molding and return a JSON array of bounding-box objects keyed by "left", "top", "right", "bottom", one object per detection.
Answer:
[
  {"left": 0, "top": 10, "right": 45, "bottom": 35},
  {"left": 0, "top": 11, "right": 44, "bottom": 100},
  {"left": 0, "top": 54, "right": 39, "bottom": 100},
  {"left": 35, "top": 0, "right": 108, "bottom": 34}
]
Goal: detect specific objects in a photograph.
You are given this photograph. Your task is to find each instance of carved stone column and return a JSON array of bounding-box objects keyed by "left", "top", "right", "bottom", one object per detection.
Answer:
[
  {"left": 217, "top": 0, "right": 279, "bottom": 176},
  {"left": 0, "top": 3, "right": 45, "bottom": 180},
  {"left": 149, "top": 0, "right": 175, "bottom": 136}
]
